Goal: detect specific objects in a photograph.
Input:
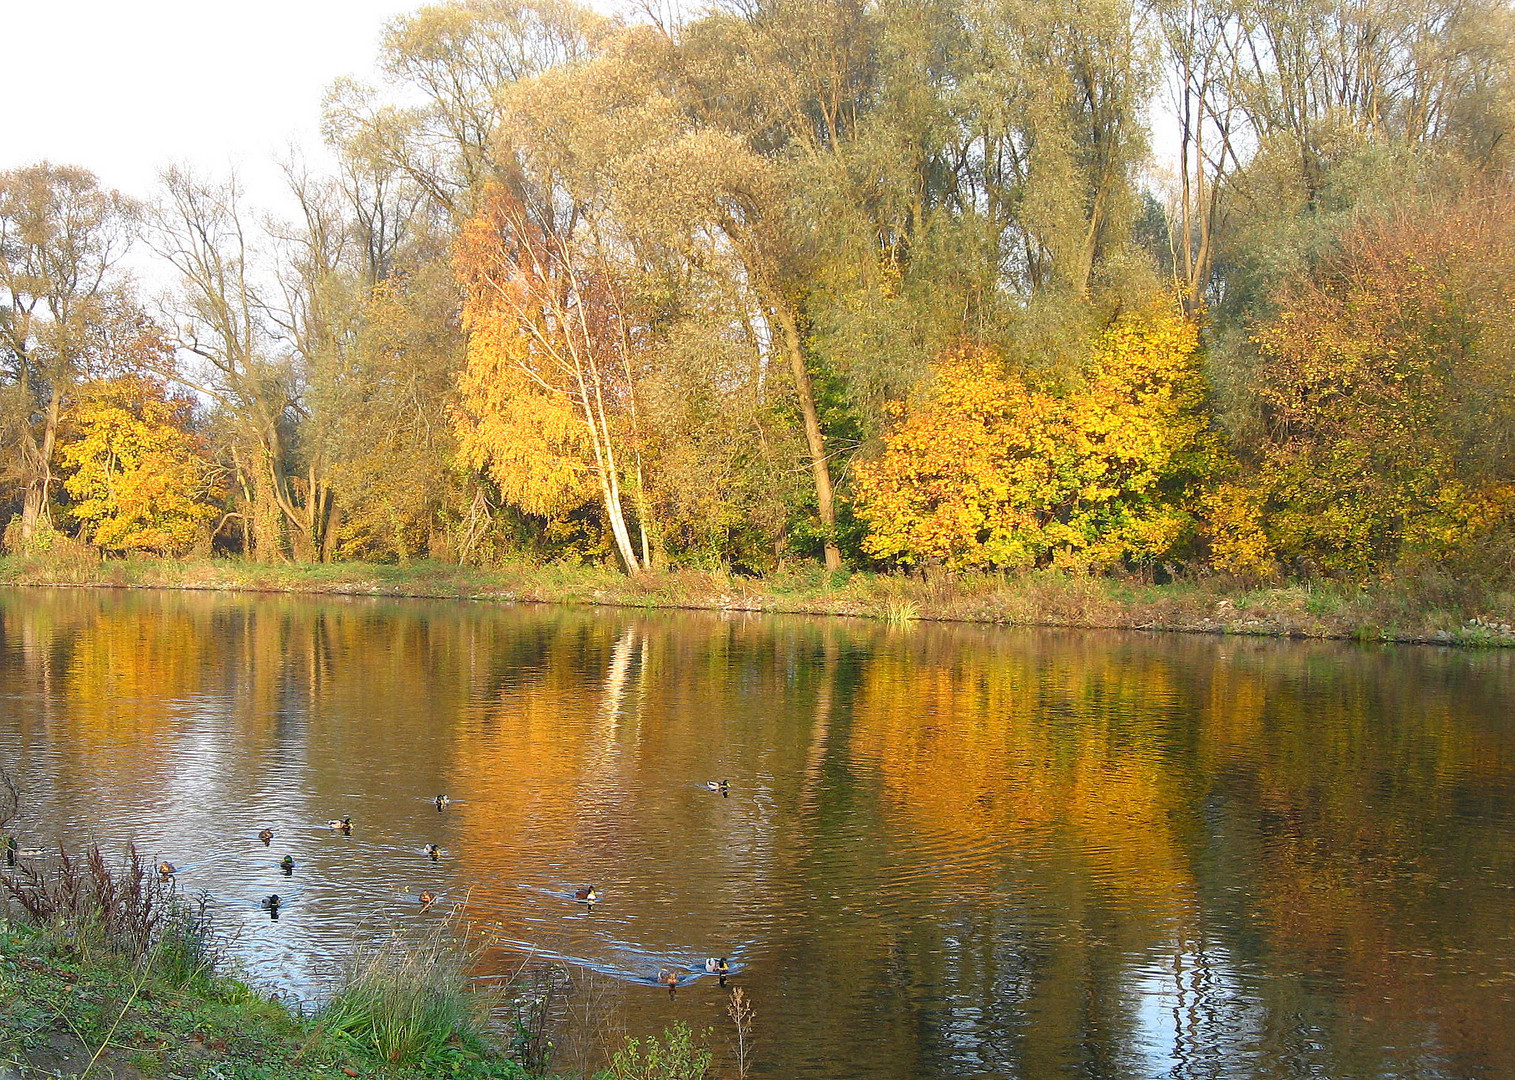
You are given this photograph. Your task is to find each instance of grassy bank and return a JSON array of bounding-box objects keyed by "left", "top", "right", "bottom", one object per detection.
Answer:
[
  {"left": 1, "top": 550, "right": 1513, "bottom": 647},
  {"left": 0, "top": 846, "right": 530, "bottom": 1080}
]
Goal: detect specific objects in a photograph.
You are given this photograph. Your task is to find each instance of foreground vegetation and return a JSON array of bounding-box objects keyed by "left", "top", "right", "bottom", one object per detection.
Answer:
[
  {"left": 2, "top": 553, "right": 1512, "bottom": 648},
  {"left": 0, "top": 835, "right": 526, "bottom": 1080},
  {"left": 0, "top": 832, "right": 723, "bottom": 1080}
]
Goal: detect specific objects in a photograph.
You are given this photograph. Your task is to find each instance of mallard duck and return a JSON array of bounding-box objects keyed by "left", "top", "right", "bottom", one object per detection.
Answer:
[
  {"left": 418, "top": 891, "right": 439, "bottom": 912},
  {"left": 434, "top": 795, "right": 450, "bottom": 810},
  {"left": 424, "top": 844, "right": 440, "bottom": 861},
  {"left": 280, "top": 855, "right": 294, "bottom": 875},
  {"left": 158, "top": 861, "right": 176, "bottom": 878},
  {"left": 703, "top": 957, "right": 729, "bottom": 975},
  {"left": 704, "top": 780, "right": 729, "bottom": 792},
  {"left": 261, "top": 894, "right": 281, "bottom": 913},
  {"left": 658, "top": 967, "right": 685, "bottom": 987},
  {"left": 573, "top": 886, "right": 599, "bottom": 908},
  {"left": 258, "top": 828, "right": 274, "bottom": 845},
  {"left": 326, "top": 816, "right": 353, "bottom": 831}
]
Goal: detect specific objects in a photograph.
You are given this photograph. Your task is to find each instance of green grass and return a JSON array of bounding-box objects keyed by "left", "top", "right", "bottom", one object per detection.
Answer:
[
  {"left": 2, "top": 550, "right": 1513, "bottom": 647},
  {"left": 315, "top": 921, "right": 501, "bottom": 1069},
  {"left": 0, "top": 910, "right": 529, "bottom": 1080}
]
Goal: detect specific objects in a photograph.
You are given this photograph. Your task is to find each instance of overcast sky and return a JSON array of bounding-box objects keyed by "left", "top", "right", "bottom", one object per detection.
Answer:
[{"left": 4, "top": 0, "right": 417, "bottom": 209}]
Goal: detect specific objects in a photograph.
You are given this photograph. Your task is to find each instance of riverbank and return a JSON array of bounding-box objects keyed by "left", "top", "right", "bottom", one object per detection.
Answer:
[
  {"left": 0, "top": 912, "right": 527, "bottom": 1080},
  {"left": 1, "top": 551, "right": 1512, "bottom": 647}
]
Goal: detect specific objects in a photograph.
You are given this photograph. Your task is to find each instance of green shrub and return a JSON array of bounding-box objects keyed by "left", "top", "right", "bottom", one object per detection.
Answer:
[{"left": 604, "top": 1022, "right": 712, "bottom": 1080}]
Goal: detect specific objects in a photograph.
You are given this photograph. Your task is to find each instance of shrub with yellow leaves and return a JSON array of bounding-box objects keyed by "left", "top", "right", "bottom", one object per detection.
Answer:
[
  {"left": 857, "top": 306, "right": 1219, "bottom": 572},
  {"left": 58, "top": 377, "right": 224, "bottom": 555}
]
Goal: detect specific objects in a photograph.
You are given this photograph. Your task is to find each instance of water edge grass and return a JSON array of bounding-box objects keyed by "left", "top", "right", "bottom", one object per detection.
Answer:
[{"left": 2, "top": 552, "right": 1513, "bottom": 647}]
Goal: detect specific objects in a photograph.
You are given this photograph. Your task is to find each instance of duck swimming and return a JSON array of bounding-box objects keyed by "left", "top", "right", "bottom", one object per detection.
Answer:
[
  {"left": 261, "top": 894, "right": 281, "bottom": 918},
  {"left": 658, "top": 967, "right": 685, "bottom": 995},
  {"left": 424, "top": 844, "right": 440, "bottom": 861},
  {"left": 434, "top": 795, "right": 450, "bottom": 811},
  {"left": 574, "top": 886, "right": 598, "bottom": 909},
  {"left": 704, "top": 780, "right": 729, "bottom": 792},
  {"left": 704, "top": 957, "right": 730, "bottom": 984},
  {"left": 326, "top": 816, "right": 353, "bottom": 832},
  {"left": 157, "top": 861, "right": 176, "bottom": 878},
  {"left": 258, "top": 828, "right": 274, "bottom": 846},
  {"left": 418, "top": 891, "right": 439, "bottom": 912},
  {"left": 280, "top": 855, "right": 294, "bottom": 875}
]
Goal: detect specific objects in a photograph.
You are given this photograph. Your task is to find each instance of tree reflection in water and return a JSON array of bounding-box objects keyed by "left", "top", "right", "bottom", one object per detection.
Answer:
[{"left": 1, "top": 589, "right": 1511, "bottom": 1079}]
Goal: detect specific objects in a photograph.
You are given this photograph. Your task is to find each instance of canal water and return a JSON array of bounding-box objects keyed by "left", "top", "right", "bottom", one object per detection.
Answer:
[{"left": 1, "top": 588, "right": 1513, "bottom": 1078}]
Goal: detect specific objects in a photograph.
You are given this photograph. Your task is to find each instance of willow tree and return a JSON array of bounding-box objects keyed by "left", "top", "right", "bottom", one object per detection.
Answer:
[
  {"left": 324, "top": 0, "right": 613, "bottom": 226},
  {"left": 149, "top": 170, "right": 309, "bottom": 561}
]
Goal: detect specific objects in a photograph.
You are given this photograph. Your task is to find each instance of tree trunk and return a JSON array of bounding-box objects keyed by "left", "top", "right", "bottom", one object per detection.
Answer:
[
  {"left": 17, "top": 386, "right": 64, "bottom": 547},
  {"left": 250, "top": 465, "right": 286, "bottom": 564},
  {"left": 570, "top": 349, "right": 643, "bottom": 575},
  {"left": 772, "top": 301, "right": 842, "bottom": 572},
  {"left": 321, "top": 497, "right": 342, "bottom": 563}
]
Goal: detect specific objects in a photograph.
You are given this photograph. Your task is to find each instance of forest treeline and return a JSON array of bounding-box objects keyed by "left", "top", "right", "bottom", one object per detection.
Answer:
[{"left": 4, "top": 0, "right": 1515, "bottom": 588}]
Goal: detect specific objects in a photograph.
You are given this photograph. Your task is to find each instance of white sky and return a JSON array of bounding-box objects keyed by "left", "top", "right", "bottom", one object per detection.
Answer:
[
  {"left": 3, "top": 0, "right": 417, "bottom": 211},
  {"left": 6, "top": 0, "right": 1182, "bottom": 262}
]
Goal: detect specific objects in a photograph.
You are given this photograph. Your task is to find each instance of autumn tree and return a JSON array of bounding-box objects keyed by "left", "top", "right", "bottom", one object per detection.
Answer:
[
  {"left": 323, "top": 0, "right": 612, "bottom": 225},
  {"left": 58, "top": 376, "right": 223, "bottom": 555},
  {"left": 858, "top": 305, "right": 1217, "bottom": 570},
  {"left": 0, "top": 163, "right": 135, "bottom": 549},
  {"left": 327, "top": 265, "right": 468, "bottom": 561},
  {"left": 148, "top": 169, "right": 306, "bottom": 561},
  {"left": 1208, "top": 190, "right": 1515, "bottom": 581},
  {"left": 455, "top": 185, "right": 650, "bottom": 572}
]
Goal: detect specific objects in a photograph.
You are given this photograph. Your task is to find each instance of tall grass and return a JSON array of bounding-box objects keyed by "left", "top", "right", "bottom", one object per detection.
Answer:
[
  {"left": 1, "top": 839, "right": 220, "bottom": 991},
  {"left": 315, "top": 914, "right": 500, "bottom": 1067}
]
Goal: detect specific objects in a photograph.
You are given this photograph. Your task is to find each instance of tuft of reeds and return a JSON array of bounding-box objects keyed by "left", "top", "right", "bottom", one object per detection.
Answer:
[
  {"left": 314, "top": 912, "right": 500, "bottom": 1067},
  {"left": 883, "top": 598, "right": 922, "bottom": 625}
]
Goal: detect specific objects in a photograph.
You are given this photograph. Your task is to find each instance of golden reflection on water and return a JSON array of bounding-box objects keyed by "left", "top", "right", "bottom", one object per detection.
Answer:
[{"left": 2, "top": 589, "right": 1514, "bottom": 1079}]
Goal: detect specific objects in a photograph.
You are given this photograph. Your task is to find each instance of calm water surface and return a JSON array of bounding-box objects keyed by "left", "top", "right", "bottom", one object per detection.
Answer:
[{"left": 2, "top": 588, "right": 1514, "bottom": 1079}]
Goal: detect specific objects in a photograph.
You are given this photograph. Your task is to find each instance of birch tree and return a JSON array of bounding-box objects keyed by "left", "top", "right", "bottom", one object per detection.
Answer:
[{"left": 455, "top": 186, "right": 649, "bottom": 572}]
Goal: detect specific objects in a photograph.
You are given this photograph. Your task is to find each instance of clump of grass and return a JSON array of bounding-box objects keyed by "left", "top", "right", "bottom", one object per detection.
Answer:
[
  {"left": 883, "top": 598, "right": 921, "bottom": 625},
  {"left": 315, "top": 914, "right": 501, "bottom": 1068}
]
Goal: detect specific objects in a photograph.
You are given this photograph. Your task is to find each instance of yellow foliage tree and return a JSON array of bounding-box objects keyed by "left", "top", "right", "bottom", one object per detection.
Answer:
[
  {"left": 857, "top": 306, "right": 1217, "bottom": 571},
  {"left": 453, "top": 185, "right": 649, "bottom": 570},
  {"left": 58, "top": 377, "right": 224, "bottom": 555}
]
